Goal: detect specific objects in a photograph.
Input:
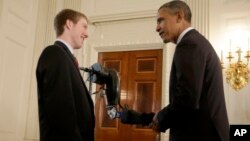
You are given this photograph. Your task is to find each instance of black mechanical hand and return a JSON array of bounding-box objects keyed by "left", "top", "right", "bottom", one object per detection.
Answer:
[{"left": 120, "top": 107, "right": 155, "bottom": 126}]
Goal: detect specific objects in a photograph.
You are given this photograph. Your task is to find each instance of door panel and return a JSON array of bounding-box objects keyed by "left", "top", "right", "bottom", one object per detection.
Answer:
[
  {"left": 127, "top": 50, "right": 162, "bottom": 141},
  {"left": 95, "top": 52, "right": 129, "bottom": 141},
  {"left": 95, "top": 49, "right": 162, "bottom": 141}
]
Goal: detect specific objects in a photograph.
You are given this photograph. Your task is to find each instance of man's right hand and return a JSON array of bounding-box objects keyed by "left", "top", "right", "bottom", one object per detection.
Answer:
[{"left": 149, "top": 112, "right": 161, "bottom": 133}]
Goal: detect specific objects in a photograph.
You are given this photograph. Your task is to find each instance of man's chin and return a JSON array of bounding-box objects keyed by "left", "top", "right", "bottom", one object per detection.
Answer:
[
  {"left": 163, "top": 39, "right": 169, "bottom": 44},
  {"left": 75, "top": 45, "right": 83, "bottom": 49}
]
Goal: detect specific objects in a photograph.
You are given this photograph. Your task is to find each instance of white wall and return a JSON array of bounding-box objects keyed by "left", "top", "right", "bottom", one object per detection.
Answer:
[{"left": 210, "top": 0, "right": 250, "bottom": 124}]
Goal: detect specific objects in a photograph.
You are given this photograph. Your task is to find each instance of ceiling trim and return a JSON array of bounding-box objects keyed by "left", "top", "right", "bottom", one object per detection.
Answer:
[
  {"left": 92, "top": 42, "right": 164, "bottom": 52},
  {"left": 89, "top": 9, "right": 157, "bottom": 23}
]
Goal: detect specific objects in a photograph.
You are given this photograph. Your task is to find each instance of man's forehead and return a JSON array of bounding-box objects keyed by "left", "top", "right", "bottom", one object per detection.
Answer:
[
  {"left": 157, "top": 9, "right": 166, "bottom": 18},
  {"left": 158, "top": 8, "right": 174, "bottom": 18},
  {"left": 78, "top": 17, "right": 88, "bottom": 24},
  {"left": 158, "top": 8, "right": 170, "bottom": 15}
]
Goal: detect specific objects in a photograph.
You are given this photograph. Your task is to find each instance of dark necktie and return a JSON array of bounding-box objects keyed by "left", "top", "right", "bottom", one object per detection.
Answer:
[{"left": 73, "top": 55, "right": 79, "bottom": 68}]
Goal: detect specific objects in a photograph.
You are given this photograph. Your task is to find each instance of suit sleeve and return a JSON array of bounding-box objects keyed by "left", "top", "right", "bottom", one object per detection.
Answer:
[
  {"left": 157, "top": 43, "right": 207, "bottom": 132},
  {"left": 37, "top": 47, "right": 83, "bottom": 141}
]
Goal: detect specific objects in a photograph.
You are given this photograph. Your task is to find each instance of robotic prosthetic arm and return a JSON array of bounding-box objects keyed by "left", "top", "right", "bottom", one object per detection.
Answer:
[{"left": 80, "top": 63, "right": 154, "bottom": 126}]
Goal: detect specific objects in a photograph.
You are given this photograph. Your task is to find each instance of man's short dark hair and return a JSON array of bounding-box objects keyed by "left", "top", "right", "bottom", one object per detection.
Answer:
[
  {"left": 54, "top": 9, "right": 88, "bottom": 37},
  {"left": 159, "top": 0, "right": 192, "bottom": 23}
]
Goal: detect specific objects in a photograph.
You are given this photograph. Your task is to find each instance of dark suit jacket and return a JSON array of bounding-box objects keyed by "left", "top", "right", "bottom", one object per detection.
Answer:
[
  {"left": 157, "top": 29, "right": 229, "bottom": 141},
  {"left": 36, "top": 41, "right": 95, "bottom": 141}
]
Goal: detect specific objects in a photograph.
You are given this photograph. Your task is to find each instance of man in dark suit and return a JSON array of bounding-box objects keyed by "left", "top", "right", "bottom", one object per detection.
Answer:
[
  {"left": 150, "top": 1, "right": 229, "bottom": 141},
  {"left": 36, "top": 9, "right": 95, "bottom": 141}
]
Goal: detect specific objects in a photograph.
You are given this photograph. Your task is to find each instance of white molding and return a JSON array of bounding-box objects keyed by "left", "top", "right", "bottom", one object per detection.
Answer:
[
  {"left": 89, "top": 9, "right": 157, "bottom": 24},
  {"left": 92, "top": 42, "right": 164, "bottom": 52}
]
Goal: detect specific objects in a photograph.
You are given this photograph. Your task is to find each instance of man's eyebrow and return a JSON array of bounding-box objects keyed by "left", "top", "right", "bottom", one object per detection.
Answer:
[{"left": 157, "top": 17, "right": 164, "bottom": 23}]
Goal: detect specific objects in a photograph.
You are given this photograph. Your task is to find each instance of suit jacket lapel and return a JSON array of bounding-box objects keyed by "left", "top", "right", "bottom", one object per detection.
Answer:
[
  {"left": 54, "top": 41, "right": 94, "bottom": 103},
  {"left": 54, "top": 41, "right": 77, "bottom": 67},
  {"left": 53, "top": 41, "right": 86, "bottom": 86}
]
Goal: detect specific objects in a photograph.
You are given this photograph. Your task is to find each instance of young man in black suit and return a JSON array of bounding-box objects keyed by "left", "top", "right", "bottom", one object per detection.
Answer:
[
  {"left": 36, "top": 9, "right": 95, "bottom": 141},
  {"left": 150, "top": 1, "right": 229, "bottom": 141}
]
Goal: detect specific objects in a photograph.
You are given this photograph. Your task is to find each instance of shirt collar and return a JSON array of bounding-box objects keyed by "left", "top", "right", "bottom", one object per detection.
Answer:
[
  {"left": 176, "top": 27, "right": 194, "bottom": 45},
  {"left": 56, "top": 38, "right": 74, "bottom": 55}
]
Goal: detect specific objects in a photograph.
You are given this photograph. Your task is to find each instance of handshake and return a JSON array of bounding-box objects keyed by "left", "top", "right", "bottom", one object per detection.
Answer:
[{"left": 119, "top": 107, "right": 160, "bottom": 132}]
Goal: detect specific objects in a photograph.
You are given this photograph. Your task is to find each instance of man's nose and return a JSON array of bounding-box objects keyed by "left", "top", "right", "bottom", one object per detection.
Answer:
[
  {"left": 156, "top": 25, "right": 160, "bottom": 32},
  {"left": 84, "top": 31, "right": 88, "bottom": 38}
]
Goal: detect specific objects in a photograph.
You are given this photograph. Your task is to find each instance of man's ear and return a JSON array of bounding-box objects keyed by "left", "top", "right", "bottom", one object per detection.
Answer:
[
  {"left": 176, "top": 10, "right": 184, "bottom": 23},
  {"left": 65, "top": 19, "right": 73, "bottom": 30}
]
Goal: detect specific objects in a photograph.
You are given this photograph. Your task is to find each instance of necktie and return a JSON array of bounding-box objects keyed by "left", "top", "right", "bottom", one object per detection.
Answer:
[{"left": 73, "top": 55, "right": 79, "bottom": 68}]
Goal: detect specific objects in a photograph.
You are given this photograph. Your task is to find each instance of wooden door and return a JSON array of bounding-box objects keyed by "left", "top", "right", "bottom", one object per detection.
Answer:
[{"left": 95, "top": 49, "right": 162, "bottom": 141}]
